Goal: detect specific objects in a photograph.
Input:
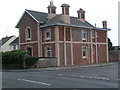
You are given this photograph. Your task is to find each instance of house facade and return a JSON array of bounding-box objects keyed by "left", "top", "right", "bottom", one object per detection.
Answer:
[
  {"left": 9, "top": 37, "right": 19, "bottom": 50},
  {"left": 16, "top": 1, "right": 110, "bottom": 66},
  {"left": 0, "top": 36, "right": 18, "bottom": 52}
]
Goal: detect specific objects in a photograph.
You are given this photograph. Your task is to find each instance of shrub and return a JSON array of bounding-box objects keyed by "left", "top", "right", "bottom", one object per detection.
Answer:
[
  {"left": 25, "top": 56, "right": 38, "bottom": 67},
  {"left": 2, "top": 49, "right": 38, "bottom": 69},
  {"left": 118, "top": 48, "right": 120, "bottom": 50},
  {"left": 2, "top": 50, "right": 25, "bottom": 64}
]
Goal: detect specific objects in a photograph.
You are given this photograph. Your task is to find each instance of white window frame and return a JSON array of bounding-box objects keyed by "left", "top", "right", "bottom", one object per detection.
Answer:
[
  {"left": 26, "top": 27, "right": 31, "bottom": 41},
  {"left": 46, "top": 28, "right": 51, "bottom": 40},
  {"left": 82, "top": 46, "right": 87, "bottom": 58},
  {"left": 13, "top": 45, "right": 16, "bottom": 50},
  {"left": 82, "top": 30, "right": 86, "bottom": 40}
]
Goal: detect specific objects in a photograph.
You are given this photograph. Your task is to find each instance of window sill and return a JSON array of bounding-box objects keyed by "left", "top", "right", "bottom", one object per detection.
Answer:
[
  {"left": 46, "top": 38, "right": 50, "bottom": 40},
  {"left": 26, "top": 38, "right": 31, "bottom": 41},
  {"left": 82, "top": 38, "right": 86, "bottom": 40},
  {"left": 83, "top": 56, "right": 87, "bottom": 59}
]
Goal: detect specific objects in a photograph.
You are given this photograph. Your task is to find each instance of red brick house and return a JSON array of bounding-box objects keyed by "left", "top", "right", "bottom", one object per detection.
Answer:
[{"left": 16, "top": 1, "right": 110, "bottom": 66}]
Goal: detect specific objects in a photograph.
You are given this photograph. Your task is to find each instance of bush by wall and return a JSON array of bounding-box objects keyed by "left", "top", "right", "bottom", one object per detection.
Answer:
[{"left": 2, "top": 49, "right": 38, "bottom": 69}]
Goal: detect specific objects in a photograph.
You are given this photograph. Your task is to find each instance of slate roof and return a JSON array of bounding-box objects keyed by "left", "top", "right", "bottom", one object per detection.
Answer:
[
  {"left": 26, "top": 10, "right": 48, "bottom": 24},
  {"left": 16, "top": 9, "right": 111, "bottom": 31},
  {"left": 9, "top": 37, "right": 19, "bottom": 45},
  {"left": 1, "top": 36, "right": 14, "bottom": 45}
]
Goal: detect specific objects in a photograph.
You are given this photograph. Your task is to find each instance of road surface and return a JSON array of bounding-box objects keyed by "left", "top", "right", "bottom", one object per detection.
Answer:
[{"left": 2, "top": 63, "right": 119, "bottom": 88}]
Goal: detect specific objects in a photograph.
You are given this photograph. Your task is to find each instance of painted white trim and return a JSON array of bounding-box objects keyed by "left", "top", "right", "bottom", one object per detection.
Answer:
[
  {"left": 37, "top": 23, "right": 40, "bottom": 57},
  {"left": 15, "top": 10, "right": 26, "bottom": 28},
  {"left": 20, "top": 41, "right": 38, "bottom": 45},
  {"left": 64, "top": 27, "right": 67, "bottom": 66},
  {"left": 95, "top": 30, "right": 98, "bottom": 63},
  {"left": 25, "top": 10, "right": 39, "bottom": 23},
  {"left": 91, "top": 30, "right": 94, "bottom": 63},
  {"left": 42, "top": 41, "right": 56, "bottom": 44},
  {"left": 70, "top": 27, "right": 74, "bottom": 65},
  {"left": 106, "top": 32, "right": 109, "bottom": 62},
  {"left": 41, "top": 41, "right": 107, "bottom": 45},
  {"left": 55, "top": 26, "right": 60, "bottom": 66},
  {"left": 16, "top": 10, "right": 39, "bottom": 28},
  {"left": 18, "top": 27, "right": 21, "bottom": 49},
  {"left": 40, "top": 29, "right": 42, "bottom": 57},
  {"left": 25, "top": 27, "right": 32, "bottom": 41}
]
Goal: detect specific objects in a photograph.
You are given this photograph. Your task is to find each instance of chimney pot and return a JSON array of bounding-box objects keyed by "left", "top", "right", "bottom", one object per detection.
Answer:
[
  {"left": 77, "top": 8, "right": 86, "bottom": 22},
  {"left": 102, "top": 20, "right": 107, "bottom": 29}
]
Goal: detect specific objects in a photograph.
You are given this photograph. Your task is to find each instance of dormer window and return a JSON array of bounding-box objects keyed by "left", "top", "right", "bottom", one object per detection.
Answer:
[
  {"left": 46, "top": 28, "right": 51, "bottom": 40},
  {"left": 26, "top": 27, "right": 31, "bottom": 41},
  {"left": 82, "top": 30, "right": 86, "bottom": 40}
]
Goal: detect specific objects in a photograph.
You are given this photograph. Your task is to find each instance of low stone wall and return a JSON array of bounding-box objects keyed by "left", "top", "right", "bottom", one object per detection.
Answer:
[
  {"left": 33, "top": 57, "right": 57, "bottom": 68},
  {"left": 109, "top": 50, "right": 120, "bottom": 62}
]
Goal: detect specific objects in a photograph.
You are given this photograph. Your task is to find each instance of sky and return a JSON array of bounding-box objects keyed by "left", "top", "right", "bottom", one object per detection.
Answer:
[{"left": 0, "top": 0, "right": 119, "bottom": 46}]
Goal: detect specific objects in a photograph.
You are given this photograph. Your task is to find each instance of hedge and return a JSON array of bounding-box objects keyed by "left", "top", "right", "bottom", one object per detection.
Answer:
[{"left": 2, "top": 49, "right": 38, "bottom": 69}]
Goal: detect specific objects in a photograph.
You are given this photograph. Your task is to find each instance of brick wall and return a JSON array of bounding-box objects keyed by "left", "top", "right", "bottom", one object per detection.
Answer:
[{"left": 19, "top": 12, "right": 38, "bottom": 43}]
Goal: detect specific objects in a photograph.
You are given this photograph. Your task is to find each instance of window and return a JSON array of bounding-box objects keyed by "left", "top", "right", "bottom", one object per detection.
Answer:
[
  {"left": 82, "top": 30, "right": 86, "bottom": 40},
  {"left": 26, "top": 27, "right": 31, "bottom": 40},
  {"left": 46, "top": 28, "right": 51, "bottom": 40},
  {"left": 46, "top": 47, "right": 51, "bottom": 57},
  {"left": 92, "top": 30, "right": 95, "bottom": 38},
  {"left": 13, "top": 45, "right": 16, "bottom": 50},
  {"left": 26, "top": 47, "right": 32, "bottom": 56},
  {"left": 82, "top": 47, "right": 87, "bottom": 58}
]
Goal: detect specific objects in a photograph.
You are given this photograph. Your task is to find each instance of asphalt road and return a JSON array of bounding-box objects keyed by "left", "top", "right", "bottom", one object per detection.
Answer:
[{"left": 2, "top": 63, "right": 119, "bottom": 88}]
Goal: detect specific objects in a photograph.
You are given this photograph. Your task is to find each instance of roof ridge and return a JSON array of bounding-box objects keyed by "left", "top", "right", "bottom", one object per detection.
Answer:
[{"left": 26, "top": 9, "right": 48, "bottom": 14}]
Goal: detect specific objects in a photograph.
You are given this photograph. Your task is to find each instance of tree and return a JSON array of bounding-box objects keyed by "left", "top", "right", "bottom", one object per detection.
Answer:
[{"left": 108, "top": 38, "right": 114, "bottom": 51}]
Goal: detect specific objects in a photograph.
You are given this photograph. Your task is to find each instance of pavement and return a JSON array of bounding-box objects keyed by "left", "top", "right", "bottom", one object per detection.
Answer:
[{"left": 2, "top": 62, "right": 118, "bottom": 72}]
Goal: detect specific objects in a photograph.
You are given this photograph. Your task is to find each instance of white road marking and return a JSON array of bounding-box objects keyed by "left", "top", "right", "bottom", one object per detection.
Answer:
[
  {"left": 79, "top": 76, "right": 85, "bottom": 78},
  {"left": 78, "top": 75, "right": 110, "bottom": 80},
  {"left": 93, "top": 76, "right": 110, "bottom": 80},
  {"left": 18, "top": 78, "right": 51, "bottom": 86},
  {"left": 58, "top": 74, "right": 63, "bottom": 75},
  {"left": 87, "top": 76, "right": 93, "bottom": 79}
]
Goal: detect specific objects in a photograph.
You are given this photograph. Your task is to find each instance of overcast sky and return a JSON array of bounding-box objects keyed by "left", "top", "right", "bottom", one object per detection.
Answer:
[{"left": 0, "top": 0, "right": 119, "bottom": 46}]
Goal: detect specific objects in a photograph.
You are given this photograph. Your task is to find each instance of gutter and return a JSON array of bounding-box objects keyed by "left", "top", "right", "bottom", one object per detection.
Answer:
[{"left": 40, "top": 23, "right": 111, "bottom": 31}]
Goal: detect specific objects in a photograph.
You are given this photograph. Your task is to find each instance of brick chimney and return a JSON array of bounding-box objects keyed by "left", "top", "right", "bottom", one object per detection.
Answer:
[
  {"left": 77, "top": 8, "right": 86, "bottom": 22},
  {"left": 47, "top": 0, "right": 56, "bottom": 19},
  {"left": 61, "top": 4, "right": 70, "bottom": 23},
  {"left": 102, "top": 20, "right": 107, "bottom": 29}
]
